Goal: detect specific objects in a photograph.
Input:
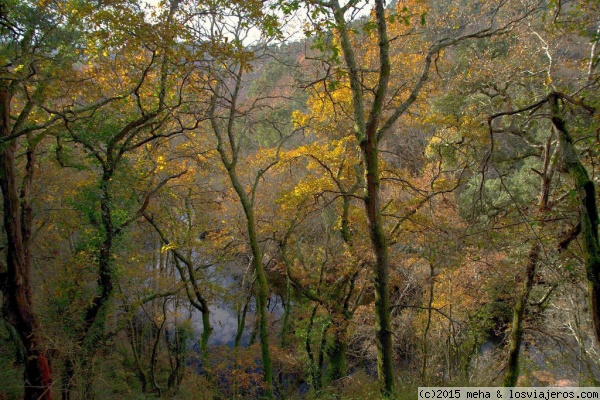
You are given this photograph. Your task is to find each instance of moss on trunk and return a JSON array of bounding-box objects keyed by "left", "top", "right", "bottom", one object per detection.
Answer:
[{"left": 550, "top": 93, "right": 600, "bottom": 343}]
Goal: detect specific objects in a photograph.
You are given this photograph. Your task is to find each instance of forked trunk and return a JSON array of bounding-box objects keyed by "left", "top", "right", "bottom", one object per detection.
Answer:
[
  {"left": 0, "top": 87, "right": 53, "bottom": 399},
  {"left": 550, "top": 94, "right": 600, "bottom": 344}
]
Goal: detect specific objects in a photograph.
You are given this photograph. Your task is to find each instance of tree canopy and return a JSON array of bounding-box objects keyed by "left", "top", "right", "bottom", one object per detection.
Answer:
[{"left": 0, "top": 0, "right": 599, "bottom": 398}]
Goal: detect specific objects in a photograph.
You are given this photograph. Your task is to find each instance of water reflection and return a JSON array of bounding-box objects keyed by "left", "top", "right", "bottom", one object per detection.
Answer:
[{"left": 190, "top": 261, "right": 285, "bottom": 347}]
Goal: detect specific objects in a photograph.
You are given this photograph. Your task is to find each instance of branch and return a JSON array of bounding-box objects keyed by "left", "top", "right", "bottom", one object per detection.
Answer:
[
  {"left": 115, "top": 170, "right": 188, "bottom": 234},
  {"left": 529, "top": 284, "right": 557, "bottom": 307},
  {"left": 379, "top": 1, "right": 543, "bottom": 139},
  {"left": 557, "top": 222, "right": 581, "bottom": 252},
  {"left": 114, "top": 285, "right": 183, "bottom": 333},
  {"left": 391, "top": 303, "right": 463, "bottom": 326}
]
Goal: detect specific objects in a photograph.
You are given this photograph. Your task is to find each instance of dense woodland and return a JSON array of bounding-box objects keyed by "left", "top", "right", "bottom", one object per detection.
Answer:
[{"left": 0, "top": 0, "right": 599, "bottom": 398}]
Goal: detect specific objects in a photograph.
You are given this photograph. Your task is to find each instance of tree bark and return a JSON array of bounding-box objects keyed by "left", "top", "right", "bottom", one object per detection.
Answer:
[
  {"left": 306, "top": 304, "right": 321, "bottom": 391},
  {"left": 75, "top": 169, "right": 116, "bottom": 399},
  {"left": 127, "top": 316, "right": 148, "bottom": 393},
  {"left": 421, "top": 263, "right": 435, "bottom": 383},
  {"left": 144, "top": 214, "right": 213, "bottom": 375},
  {"left": 240, "top": 198, "right": 274, "bottom": 399},
  {"left": 363, "top": 137, "right": 395, "bottom": 394},
  {"left": 217, "top": 148, "right": 274, "bottom": 398},
  {"left": 149, "top": 300, "right": 167, "bottom": 397},
  {"left": 235, "top": 278, "right": 254, "bottom": 348},
  {"left": 549, "top": 93, "right": 600, "bottom": 344},
  {"left": 326, "top": 329, "right": 347, "bottom": 383},
  {"left": 504, "top": 244, "right": 539, "bottom": 387},
  {"left": 0, "top": 86, "right": 54, "bottom": 399},
  {"left": 329, "top": 0, "right": 395, "bottom": 393},
  {"left": 504, "top": 129, "right": 556, "bottom": 386},
  {"left": 210, "top": 66, "right": 275, "bottom": 396}
]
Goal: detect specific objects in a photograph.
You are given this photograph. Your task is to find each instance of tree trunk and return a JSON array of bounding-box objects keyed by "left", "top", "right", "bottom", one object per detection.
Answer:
[
  {"left": 505, "top": 128, "right": 556, "bottom": 386},
  {"left": 244, "top": 205, "right": 274, "bottom": 399},
  {"left": 279, "top": 276, "right": 292, "bottom": 348},
  {"left": 363, "top": 136, "right": 395, "bottom": 394},
  {"left": 149, "top": 300, "right": 167, "bottom": 397},
  {"left": 330, "top": 0, "right": 395, "bottom": 392},
  {"left": 211, "top": 60, "right": 274, "bottom": 394},
  {"left": 504, "top": 244, "right": 539, "bottom": 387},
  {"left": 166, "top": 323, "right": 184, "bottom": 391},
  {"left": 327, "top": 330, "right": 347, "bottom": 383},
  {"left": 235, "top": 279, "right": 253, "bottom": 348},
  {"left": 421, "top": 263, "right": 435, "bottom": 383},
  {"left": 199, "top": 304, "right": 211, "bottom": 376},
  {"left": 145, "top": 215, "right": 213, "bottom": 377},
  {"left": 217, "top": 155, "right": 274, "bottom": 396},
  {"left": 61, "top": 358, "right": 75, "bottom": 400},
  {"left": 127, "top": 317, "right": 148, "bottom": 393},
  {"left": 76, "top": 171, "right": 115, "bottom": 399},
  {"left": 550, "top": 93, "right": 600, "bottom": 344},
  {"left": 305, "top": 304, "right": 322, "bottom": 391},
  {"left": 0, "top": 86, "right": 54, "bottom": 400}
]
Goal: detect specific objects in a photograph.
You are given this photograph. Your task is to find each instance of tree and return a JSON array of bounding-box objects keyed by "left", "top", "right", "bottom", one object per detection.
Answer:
[
  {"left": 0, "top": 0, "right": 101, "bottom": 396},
  {"left": 274, "top": 137, "right": 367, "bottom": 388},
  {"left": 196, "top": 5, "right": 287, "bottom": 396},
  {"left": 469, "top": 1, "right": 600, "bottom": 380},
  {"left": 289, "top": 0, "right": 540, "bottom": 393},
  {"left": 488, "top": 93, "right": 598, "bottom": 358},
  {"left": 47, "top": 1, "right": 199, "bottom": 394},
  {"left": 0, "top": 72, "right": 54, "bottom": 400},
  {"left": 143, "top": 186, "right": 216, "bottom": 379},
  {"left": 207, "top": 66, "right": 278, "bottom": 399}
]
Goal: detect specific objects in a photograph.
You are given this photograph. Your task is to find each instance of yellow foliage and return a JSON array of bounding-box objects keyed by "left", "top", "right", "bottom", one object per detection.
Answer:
[{"left": 160, "top": 243, "right": 175, "bottom": 253}]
